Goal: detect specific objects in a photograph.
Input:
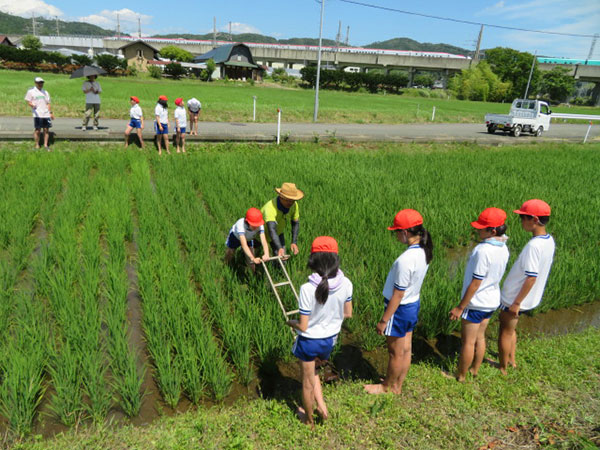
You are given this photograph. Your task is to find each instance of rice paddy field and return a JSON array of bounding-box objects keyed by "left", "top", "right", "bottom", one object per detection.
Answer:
[{"left": 0, "top": 140, "right": 599, "bottom": 440}]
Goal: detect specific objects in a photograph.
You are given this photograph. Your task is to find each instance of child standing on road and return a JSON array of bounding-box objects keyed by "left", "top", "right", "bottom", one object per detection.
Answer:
[
  {"left": 154, "top": 95, "right": 170, "bottom": 155},
  {"left": 174, "top": 98, "right": 187, "bottom": 153},
  {"left": 287, "top": 236, "right": 353, "bottom": 427},
  {"left": 498, "top": 199, "right": 555, "bottom": 375},
  {"left": 364, "top": 209, "right": 433, "bottom": 395},
  {"left": 448, "top": 208, "right": 509, "bottom": 381},
  {"left": 124, "top": 96, "right": 144, "bottom": 148},
  {"left": 187, "top": 97, "right": 201, "bottom": 135},
  {"left": 225, "top": 208, "right": 270, "bottom": 271}
]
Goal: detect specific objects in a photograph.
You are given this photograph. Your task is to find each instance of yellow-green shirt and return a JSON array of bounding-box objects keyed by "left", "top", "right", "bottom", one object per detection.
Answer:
[{"left": 261, "top": 198, "right": 300, "bottom": 240}]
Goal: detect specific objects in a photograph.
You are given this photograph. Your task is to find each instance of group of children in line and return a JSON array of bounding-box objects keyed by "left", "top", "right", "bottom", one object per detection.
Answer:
[
  {"left": 225, "top": 192, "right": 555, "bottom": 427},
  {"left": 124, "top": 95, "right": 202, "bottom": 155}
]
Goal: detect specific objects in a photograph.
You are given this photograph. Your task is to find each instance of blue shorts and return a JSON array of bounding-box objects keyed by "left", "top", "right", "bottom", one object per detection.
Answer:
[
  {"left": 461, "top": 308, "right": 494, "bottom": 324},
  {"left": 293, "top": 334, "right": 337, "bottom": 362},
  {"left": 177, "top": 127, "right": 186, "bottom": 134},
  {"left": 155, "top": 123, "right": 169, "bottom": 134},
  {"left": 34, "top": 118, "right": 52, "bottom": 129},
  {"left": 225, "top": 232, "right": 255, "bottom": 249},
  {"left": 500, "top": 305, "right": 529, "bottom": 316},
  {"left": 383, "top": 299, "right": 420, "bottom": 337},
  {"left": 129, "top": 118, "right": 142, "bottom": 128}
]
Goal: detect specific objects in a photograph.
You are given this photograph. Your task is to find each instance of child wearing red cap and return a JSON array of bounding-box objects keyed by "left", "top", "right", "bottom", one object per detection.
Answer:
[
  {"left": 498, "top": 199, "right": 555, "bottom": 375},
  {"left": 173, "top": 97, "right": 187, "bottom": 153},
  {"left": 447, "top": 207, "right": 509, "bottom": 382},
  {"left": 154, "top": 95, "right": 170, "bottom": 155},
  {"left": 125, "top": 96, "right": 144, "bottom": 148},
  {"left": 287, "top": 236, "right": 353, "bottom": 427},
  {"left": 364, "top": 209, "right": 433, "bottom": 395},
  {"left": 225, "top": 208, "right": 270, "bottom": 271}
]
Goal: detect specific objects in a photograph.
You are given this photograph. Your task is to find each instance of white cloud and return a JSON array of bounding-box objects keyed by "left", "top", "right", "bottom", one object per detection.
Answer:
[
  {"left": 0, "top": 0, "right": 63, "bottom": 18},
  {"left": 78, "top": 9, "right": 152, "bottom": 33},
  {"left": 220, "top": 22, "right": 262, "bottom": 34}
]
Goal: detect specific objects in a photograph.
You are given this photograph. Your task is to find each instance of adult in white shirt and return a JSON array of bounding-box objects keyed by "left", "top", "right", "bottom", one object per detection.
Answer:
[
  {"left": 82, "top": 75, "right": 102, "bottom": 130},
  {"left": 287, "top": 237, "right": 353, "bottom": 427},
  {"left": 499, "top": 199, "right": 555, "bottom": 375},
  {"left": 24, "top": 77, "right": 54, "bottom": 150},
  {"left": 448, "top": 207, "right": 509, "bottom": 382},
  {"left": 187, "top": 97, "right": 201, "bottom": 135}
]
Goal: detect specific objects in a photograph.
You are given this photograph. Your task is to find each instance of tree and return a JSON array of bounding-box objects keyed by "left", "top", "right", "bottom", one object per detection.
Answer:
[
  {"left": 485, "top": 47, "right": 540, "bottom": 100},
  {"left": 159, "top": 45, "right": 193, "bottom": 62},
  {"left": 72, "top": 54, "right": 92, "bottom": 66},
  {"left": 413, "top": 74, "right": 434, "bottom": 88},
  {"left": 204, "top": 58, "right": 216, "bottom": 81},
  {"left": 164, "top": 62, "right": 187, "bottom": 80},
  {"left": 538, "top": 67, "right": 575, "bottom": 103},
  {"left": 21, "top": 35, "right": 42, "bottom": 51},
  {"left": 448, "top": 61, "right": 510, "bottom": 102},
  {"left": 95, "top": 54, "right": 126, "bottom": 74}
]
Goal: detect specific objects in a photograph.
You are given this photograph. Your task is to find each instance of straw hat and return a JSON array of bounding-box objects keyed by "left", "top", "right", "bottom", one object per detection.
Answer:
[{"left": 275, "top": 182, "right": 304, "bottom": 201}]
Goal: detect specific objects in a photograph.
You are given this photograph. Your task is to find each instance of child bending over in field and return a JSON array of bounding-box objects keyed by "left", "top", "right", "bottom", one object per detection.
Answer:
[
  {"left": 287, "top": 236, "right": 353, "bottom": 427},
  {"left": 447, "top": 208, "right": 509, "bottom": 381},
  {"left": 174, "top": 97, "right": 187, "bottom": 153},
  {"left": 125, "top": 96, "right": 144, "bottom": 148},
  {"left": 225, "top": 208, "right": 270, "bottom": 271},
  {"left": 364, "top": 209, "right": 433, "bottom": 395},
  {"left": 498, "top": 199, "right": 555, "bottom": 375}
]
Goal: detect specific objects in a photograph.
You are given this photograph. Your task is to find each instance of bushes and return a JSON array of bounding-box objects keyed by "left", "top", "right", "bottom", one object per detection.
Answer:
[
  {"left": 448, "top": 61, "right": 510, "bottom": 102},
  {"left": 95, "top": 54, "right": 127, "bottom": 75},
  {"left": 163, "top": 62, "right": 188, "bottom": 80},
  {"left": 300, "top": 66, "right": 410, "bottom": 93},
  {"left": 148, "top": 65, "right": 162, "bottom": 79}
]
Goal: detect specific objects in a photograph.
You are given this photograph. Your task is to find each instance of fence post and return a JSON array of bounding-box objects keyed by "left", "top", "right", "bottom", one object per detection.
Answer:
[
  {"left": 277, "top": 108, "right": 281, "bottom": 145},
  {"left": 583, "top": 121, "right": 592, "bottom": 143},
  {"left": 253, "top": 96, "right": 257, "bottom": 122},
  {"left": 431, "top": 106, "right": 436, "bottom": 121}
]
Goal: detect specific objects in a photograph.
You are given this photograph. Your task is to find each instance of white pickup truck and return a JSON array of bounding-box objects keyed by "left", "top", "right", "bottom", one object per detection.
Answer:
[{"left": 485, "top": 99, "right": 551, "bottom": 137}]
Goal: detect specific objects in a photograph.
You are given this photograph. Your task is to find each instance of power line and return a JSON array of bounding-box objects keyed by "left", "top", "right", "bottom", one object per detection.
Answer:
[{"left": 337, "top": 0, "right": 598, "bottom": 38}]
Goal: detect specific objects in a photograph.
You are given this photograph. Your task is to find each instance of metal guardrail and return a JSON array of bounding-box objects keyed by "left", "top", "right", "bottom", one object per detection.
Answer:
[{"left": 551, "top": 113, "right": 600, "bottom": 121}]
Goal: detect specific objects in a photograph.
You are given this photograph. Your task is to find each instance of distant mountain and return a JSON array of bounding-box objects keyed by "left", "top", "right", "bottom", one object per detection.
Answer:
[
  {"left": 152, "top": 32, "right": 338, "bottom": 47},
  {"left": 0, "top": 11, "right": 116, "bottom": 36},
  {"left": 364, "top": 37, "right": 471, "bottom": 55}
]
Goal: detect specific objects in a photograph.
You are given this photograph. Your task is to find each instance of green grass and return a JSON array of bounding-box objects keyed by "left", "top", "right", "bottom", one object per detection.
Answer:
[
  {"left": 1, "top": 69, "right": 597, "bottom": 124},
  {"left": 10, "top": 327, "right": 600, "bottom": 449}
]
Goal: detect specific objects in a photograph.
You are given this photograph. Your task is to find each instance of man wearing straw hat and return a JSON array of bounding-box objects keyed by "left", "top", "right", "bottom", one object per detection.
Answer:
[{"left": 261, "top": 183, "right": 304, "bottom": 258}]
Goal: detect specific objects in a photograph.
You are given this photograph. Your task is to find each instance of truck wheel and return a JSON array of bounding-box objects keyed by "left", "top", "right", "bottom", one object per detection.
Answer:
[
  {"left": 512, "top": 125, "right": 522, "bottom": 137},
  {"left": 487, "top": 125, "right": 496, "bottom": 134},
  {"left": 534, "top": 126, "right": 543, "bottom": 137}
]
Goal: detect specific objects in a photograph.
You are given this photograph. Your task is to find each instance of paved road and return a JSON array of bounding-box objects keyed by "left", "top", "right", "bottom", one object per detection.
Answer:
[{"left": 0, "top": 116, "right": 598, "bottom": 144}]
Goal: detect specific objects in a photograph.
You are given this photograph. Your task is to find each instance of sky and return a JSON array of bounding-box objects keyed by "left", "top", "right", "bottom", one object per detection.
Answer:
[{"left": 1, "top": 0, "right": 599, "bottom": 59}]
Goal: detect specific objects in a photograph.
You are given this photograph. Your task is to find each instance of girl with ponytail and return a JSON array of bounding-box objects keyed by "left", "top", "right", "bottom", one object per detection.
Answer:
[
  {"left": 364, "top": 209, "right": 433, "bottom": 395},
  {"left": 287, "top": 236, "right": 353, "bottom": 427}
]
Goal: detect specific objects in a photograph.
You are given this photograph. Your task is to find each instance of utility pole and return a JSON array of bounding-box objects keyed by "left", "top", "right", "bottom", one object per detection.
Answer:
[
  {"left": 469, "top": 25, "right": 483, "bottom": 67},
  {"left": 229, "top": 22, "right": 232, "bottom": 41},
  {"left": 524, "top": 50, "right": 537, "bottom": 99},
  {"left": 117, "top": 13, "right": 121, "bottom": 39},
  {"left": 335, "top": 20, "right": 342, "bottom": 51},
  {"left": 345, "top": 26, "right": 349, "bottom": 46},
  {"left": 32, "top": 13, "right": 37, "bottom": 36},
  {"left": 313, "top": 0, "right": 325, "bottom": 123},
  {"left": 213, "top": 17, "right": 217, "bottom": 48},
  {"left": 586, "top": 34, "right": 598, "bottom": 63},
  {"left": 55, "top": 16, "right": 60, "bottom": 36},
  {"left": 137, "top": 17, "right": 141, "bottom": 38}
]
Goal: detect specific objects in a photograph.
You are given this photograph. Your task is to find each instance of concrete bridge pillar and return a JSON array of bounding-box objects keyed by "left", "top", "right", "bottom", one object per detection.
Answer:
[
  {"left": 360, "top": 66, "right": 368, "bottom": 74},
  {"left": 591, "top": 82, "right": 600, "bottom": 107},
  {"left": 408, "top": 67, "right": 415, "bottom": 87}
]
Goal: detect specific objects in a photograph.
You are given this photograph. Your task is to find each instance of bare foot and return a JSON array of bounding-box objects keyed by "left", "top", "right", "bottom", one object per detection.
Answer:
[
  {"left": 316, "top": 406, "right": 328, "bottom": 421},
  {"left": 296, "top": 407, "right": 314, "bottom": 428},
  {"left": 484, "top": 358, "right": 500, "bottom": 368},
  {"left": 441, "top": 370, "right": 464, "bottom": 382},
  {"left": 509, "top": 361, "right": 517, "bottom": 369},
  {"left": 469, "top": 368, "right": 478, "bottom": 378},
  {"left": 176, "top": 149, "right": 181, "bottom": 153},
  {"left": 500, "top": 367, "right": 508, "bottom": 376},
  {"left": 364, "top": 383, "right": 389, "bottom": 394}
]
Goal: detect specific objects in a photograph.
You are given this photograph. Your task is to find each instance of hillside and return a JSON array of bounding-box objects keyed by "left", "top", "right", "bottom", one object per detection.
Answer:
[
  {"left": 0, "top": 11, "right": 116, "bottom": 36},
  {"left": 152, "top": 32, "right": 338, "bottom": 47},
  {"left": 364, "top": 37, "right": 471, "bottom": 55}
]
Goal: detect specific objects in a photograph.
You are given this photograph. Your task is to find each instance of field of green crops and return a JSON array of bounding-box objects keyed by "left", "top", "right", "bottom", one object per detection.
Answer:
[{"left": 0, "top": 141, "right": 598, "bottom": 437}]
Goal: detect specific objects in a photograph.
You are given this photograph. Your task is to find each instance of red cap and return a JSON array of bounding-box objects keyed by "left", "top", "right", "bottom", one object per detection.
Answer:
[
  {"left": 311, "top": 236, "right": 338, "bottom": 254},
  {"left": 388, "top": 209, "right": 423, "bottom": 230},
  {"left": 130, "top": 96, "right": 139, "bottom": 103},
  {"left": 513, "top": 199, "right": 551, "bottom": 217},
  {"left": 245, "top": 208, "right": 264, "bottom": 227},
  {"left": 175, "top": 97, "right": 183, "bottom": 106},
  {"left": 158, "top": 95, "right": 168, "bottom": 101},
  {"left": 471, "top": 207, "right": 507, "bottom": 229}
]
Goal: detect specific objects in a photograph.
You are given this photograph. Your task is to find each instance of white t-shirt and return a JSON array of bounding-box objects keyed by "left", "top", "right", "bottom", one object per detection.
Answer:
[
  {"left": 154, "top": 104, "right": 168, "bottom": 124},
  {"left": 187, "top": 98, "right": 201, "bottom": 112},
  {"left": 24, "top": 87, "right": 51, "bottom": 118},
  {"left": 461, "top": 239, "right": 509, "bottom": 311},
  {"left": 174, "top": 106, "right": 187, "bottom": 128},
  {"left": 227, "top": 218, "right": 264, "bottom": 243},
  {"left": 382, "top": 245, "right": 429, "bottom": 305},
  {"left": 130, "top": 104, "right": 143, "bottom": 120},
  {"left": 298, "top": 275, "right": 353, "bottom": 339},
  {"left": 501, "top": 234, "right": 555, "bottom": 311},
  {"left": 82, "top": 81, "right": 102, "bottom": 104}
]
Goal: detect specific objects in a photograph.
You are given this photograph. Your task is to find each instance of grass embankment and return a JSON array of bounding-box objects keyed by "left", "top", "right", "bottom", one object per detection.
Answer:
[
  {"left": 10, "top": 327, "right": 600, "bottom": 449},
  {"left": 0, "top": 69, "right": 596, "bottom": 124}
]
